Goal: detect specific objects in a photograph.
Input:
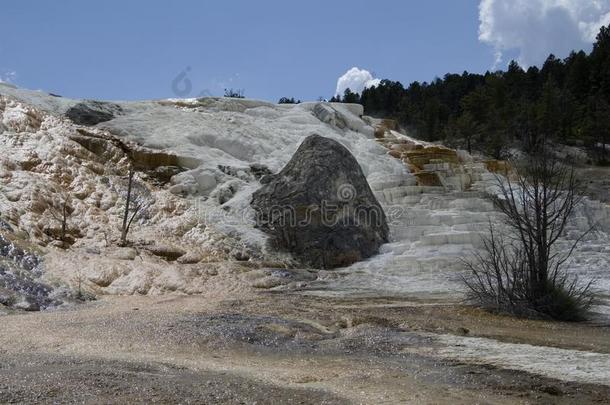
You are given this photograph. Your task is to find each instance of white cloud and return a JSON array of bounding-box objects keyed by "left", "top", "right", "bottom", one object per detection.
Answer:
[
  {"left": 335, "top": 67, "right": 380, "bottom": 96},
  {"left": 0, "top": 70, "right": 17, "bottom": 84},
  {"left": 479, "top": 0, "right": 610, "bottom": 68}
]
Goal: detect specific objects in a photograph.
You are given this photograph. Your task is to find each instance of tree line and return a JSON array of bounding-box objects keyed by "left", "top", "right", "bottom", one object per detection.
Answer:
[{"left": 333, "top": 25, "right": 610, "bottom": 163}]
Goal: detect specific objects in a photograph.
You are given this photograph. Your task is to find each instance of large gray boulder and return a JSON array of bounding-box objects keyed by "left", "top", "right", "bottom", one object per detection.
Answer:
[{"left": 251, "top": 134, "right": 388, "bottom": 269}]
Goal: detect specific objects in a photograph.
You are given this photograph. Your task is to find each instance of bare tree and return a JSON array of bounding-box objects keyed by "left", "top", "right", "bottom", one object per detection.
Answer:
[
  {"left": 119, "top": 167, "right": 152, "bottom": 246},
  {"left": 48, "top": 193, "right": 74, "bottom": 242},
  {"left": 463, "top": 151, "right": 596, "bottom": 320}
]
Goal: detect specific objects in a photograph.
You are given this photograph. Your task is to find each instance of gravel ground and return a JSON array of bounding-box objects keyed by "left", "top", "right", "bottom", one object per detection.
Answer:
[
  {"left": 0, "top": 293, "right": 609, "bottom": 404},
  {"left": 0, "top": 353, "right": 348, "bottom": 404}
]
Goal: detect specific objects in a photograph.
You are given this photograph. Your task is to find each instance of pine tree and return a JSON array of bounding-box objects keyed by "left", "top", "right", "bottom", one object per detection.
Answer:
[{"left": 342, "top": 88, "right": 360, "bottom": 104}]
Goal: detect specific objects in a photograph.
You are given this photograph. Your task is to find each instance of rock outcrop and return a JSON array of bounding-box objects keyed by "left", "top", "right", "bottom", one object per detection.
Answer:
[
  {"left": 65, "top": 100, "right": 122, "bottom": 125},
  {"left": 0, "top": 234, "right": 60, "bottom": 311},
  {"left": 251, "top": 134, "right": 389, "bottom": 269}
]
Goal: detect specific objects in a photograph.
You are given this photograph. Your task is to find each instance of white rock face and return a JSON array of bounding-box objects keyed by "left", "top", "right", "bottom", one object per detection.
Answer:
[
  {"left": 0, "top": 83, "right": 609, "bottom": 313},
  {"left": 0, "top": 84, "right": 409, "bottom": 297},
  {"left": 169, "top": 168, "right": 217, "bottom": 196}
]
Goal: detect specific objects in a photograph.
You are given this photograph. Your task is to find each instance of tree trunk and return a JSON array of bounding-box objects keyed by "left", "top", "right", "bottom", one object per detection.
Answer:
[
  {"left": 120, "top": 168, "right": 134, "bottom": 246},
  {"left": 61, "top": 202, "right": 67, "bottom": 241}
]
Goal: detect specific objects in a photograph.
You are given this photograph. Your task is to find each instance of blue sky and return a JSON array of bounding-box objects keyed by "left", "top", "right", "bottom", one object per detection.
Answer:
[{"left": 2, "top": 0, "right": 608, "bottom": 102}]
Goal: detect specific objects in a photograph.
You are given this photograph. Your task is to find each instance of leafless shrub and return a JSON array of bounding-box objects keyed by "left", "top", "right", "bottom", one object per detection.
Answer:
[
  {"left": 48, "top": 193, "right": 74, "bottom": 242},
  {"left": 462, "top": 152, "right": 596, "bottom": 321},
  {"left": 73, "top": 267, "right": 85, "bottom": 300}
]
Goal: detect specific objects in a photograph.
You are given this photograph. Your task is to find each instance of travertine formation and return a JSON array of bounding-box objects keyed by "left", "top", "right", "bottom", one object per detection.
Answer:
[
  {"left": 311, "top": 118, "right": 610, "bottom": 304},
  {"left": 0, "top": 83, "right": 608, "bottom": 313}
]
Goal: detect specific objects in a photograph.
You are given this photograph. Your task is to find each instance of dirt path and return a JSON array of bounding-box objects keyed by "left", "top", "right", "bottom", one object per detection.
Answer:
[{"left": 1, "top": 294, "right": 609, "bottom": 404}]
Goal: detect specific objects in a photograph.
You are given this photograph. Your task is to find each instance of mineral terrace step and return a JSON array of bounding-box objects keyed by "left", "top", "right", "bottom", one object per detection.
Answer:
[
  {"left": 397, "top": 195, "right": 424, "bottom": 205},
  {"left": 448, "top": 191, "right": 489, "bottom": 199},
  {"left": 418, "top": 231, "right": 485, "bottom": 247},
  {"left": 376, "top": 244, "right": 480, "bottom": 262},
  {"left": 376, "top": 185, "right": 446, "bottom": 204},
  {"left": 391, "top": 225, "right": 447, "bottom": 240},
  {"left": 370, "top": 176, "right": 417, "bottom": 191},
  {"left": 390, "top": 210, "right": 494, "bottom": 227}
]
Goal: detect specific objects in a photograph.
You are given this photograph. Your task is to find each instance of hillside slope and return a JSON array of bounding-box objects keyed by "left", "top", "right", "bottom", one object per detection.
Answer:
[{"left": 0, "top": 83, "right": 608, "bottom": 315}]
